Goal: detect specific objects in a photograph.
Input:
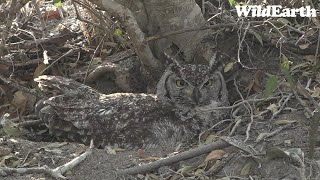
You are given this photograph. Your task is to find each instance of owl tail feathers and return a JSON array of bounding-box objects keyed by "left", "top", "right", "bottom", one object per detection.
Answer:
[
  {"left": 35, "top": 98, "right": 46, "bottom": 117},
  {"left": 34, "top": 98, "right": 56, "bottom": 126},
  {"left": 34, "top": 75, "right": 99, "bottom": 95}
]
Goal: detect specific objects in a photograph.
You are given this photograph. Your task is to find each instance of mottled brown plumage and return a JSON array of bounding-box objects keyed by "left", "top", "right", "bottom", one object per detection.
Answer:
[{"left": 35, "top": 60, "right": 229, "bottom": 150}]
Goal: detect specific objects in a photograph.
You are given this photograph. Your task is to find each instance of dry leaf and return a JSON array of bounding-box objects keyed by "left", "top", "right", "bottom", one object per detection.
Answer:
[
  {"left": 240, "top": 162, "right": 252, "bottom": 176},
  {"left": 274, "top": 120, "right": 297, "bottom": 125},
  {"left": 11, "top": 91, "right": 27, "bottom": 111},
  {"left": 267, "top": 104, "right": 278, "bottom": 114},
  {"left": 137, "top": 149, "right": 145, "bottom": 158},
  {"left": 284, "top": 139, "right": 292, "bottom": 145},
  {"left": 255, "top": 132, "right": 270, "bottom": 142},
  {"left": 33, "top": 63, "right": 47, "bottom": 79},
  {"left": 299, "top": 43, "right": 311, "bottom": 49},
  {"left": 1, "top": 114, "right": 28, "bottom": 137},
  {"left": 178, "top": 165, "right": 195, "bottom": 174},
  {"left": 11, "top": 91, "right": 37, "bottom": 115},
  {"left": 105, "top": 146, "right": 117, "bottom": 155},
  {"left": 0, "top": 153, "right": 20, "bottom": 167},
  {"left": 215, "top": 177, "right": 231, "bottom": 180},
  {"left": 204, "top": 134, "right": 219, "bottom": 144},
  {"left": 303, "top": 55, "right": 316, "bottom": 63},
  {"left": 204, "top": 149, "right": 226, "bottom": 162},
  {"left": 42, "top": 9, "right": 62, "bottom": 21},
  {"left": 312, "top": 87, "right": 320, "bottom": 97},
  {"left": 224, "top": 62, "right": 236, "bottom": 73},
  {"left": 246, "top": 70, "right": 264, "bottom": 93}
]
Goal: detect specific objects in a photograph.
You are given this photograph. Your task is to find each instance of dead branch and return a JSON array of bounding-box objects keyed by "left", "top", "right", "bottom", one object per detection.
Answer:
[
  {"left": 18, "top": 119, "right": 43, "bottom": 128},
  {"left": 39, "top": 48, "right": 79, "bottom": 75},
  {"left": 117, "top": 140, "right": 229, "bottom": 175},
  {"left": 0, "top": 142, "right": 93, "bottom": 179}
]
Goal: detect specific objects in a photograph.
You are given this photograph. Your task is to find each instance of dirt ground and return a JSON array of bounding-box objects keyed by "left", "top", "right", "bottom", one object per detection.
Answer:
[{"left": 0, "top": 110, "right": 318, "bottom": 179}]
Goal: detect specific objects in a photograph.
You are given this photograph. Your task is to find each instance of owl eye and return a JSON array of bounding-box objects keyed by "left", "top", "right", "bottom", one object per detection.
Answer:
[
  {"left": 204, "top": 79, "right": 213, "bottom": 86},
  {"left": 176, "top": 80, "right": 186, "bottom": 87}
]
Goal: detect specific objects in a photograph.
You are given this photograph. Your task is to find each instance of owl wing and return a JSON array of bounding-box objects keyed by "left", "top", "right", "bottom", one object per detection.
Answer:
[
  {"left": 38, "top": 92, "right": 99, "bottom": 144},
  {"left": 39, "top": 92, "right": 198, "bottom": 149},
  {"left": 89, "top": 93, "right": 201, "bottom": 149}
]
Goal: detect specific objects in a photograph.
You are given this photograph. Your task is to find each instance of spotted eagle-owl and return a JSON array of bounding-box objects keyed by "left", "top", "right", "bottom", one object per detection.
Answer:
[{"left": 35, "top": 58, "right": 229, "bottom": 150}]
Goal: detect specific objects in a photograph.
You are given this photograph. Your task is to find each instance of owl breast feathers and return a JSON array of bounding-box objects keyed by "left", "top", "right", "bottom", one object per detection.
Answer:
[{"left": 35, "top": 62, "right": 229, "bottom": 150}]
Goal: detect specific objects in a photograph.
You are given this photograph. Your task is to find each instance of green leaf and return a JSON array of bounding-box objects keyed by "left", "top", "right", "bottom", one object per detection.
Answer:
[
  {"left": 53, "top": 0, "right": 62, "bottom": 7},
  {"left": 281, "top": 54, "right": 291, "bottom": 71},
  {"left": 252, "top": 31, "right": 263, "bottom": 45},
  {"left": 228, "top": 0, "right": 236, "bottom": 7},
  {"left": 114, "top": 28, "right": 123, "bottom": 37},
  {"left": 265, "top": 75, "right": 278, "bottom": 97},
  {"left": 281, "top": 55, "right": 295, "bottom": 87}
]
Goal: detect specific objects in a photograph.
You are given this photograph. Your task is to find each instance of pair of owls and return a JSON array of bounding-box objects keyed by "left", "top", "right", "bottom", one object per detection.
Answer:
[{"left": 35, "top": 56, "right": 229, "bottom": 150}]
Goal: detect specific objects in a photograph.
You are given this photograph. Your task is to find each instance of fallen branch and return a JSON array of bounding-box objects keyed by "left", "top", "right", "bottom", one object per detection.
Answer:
[
  {"left": 117, "top": 140, "right": 229, "bottom": 175},
  {"left": 18, "top": 119, "right": 43, "bottom": 128},
  {"left": 0, "top": 142, "right": 93, "bottom": 179}
]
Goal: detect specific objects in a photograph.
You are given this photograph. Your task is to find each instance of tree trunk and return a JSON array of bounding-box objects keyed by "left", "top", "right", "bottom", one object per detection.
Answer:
[{"left": 88, "top": 0, "right": 210, "bottom": 65}]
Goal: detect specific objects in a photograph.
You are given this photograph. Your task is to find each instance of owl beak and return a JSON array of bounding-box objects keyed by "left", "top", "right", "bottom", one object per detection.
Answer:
[{"left": 192, "top": 88, "right": 201, "bottom": 105}]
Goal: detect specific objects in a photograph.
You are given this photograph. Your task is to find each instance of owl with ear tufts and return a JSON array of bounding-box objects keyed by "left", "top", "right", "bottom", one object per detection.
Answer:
[{"left": 35, "top": 53, "right": 229, "bottom": 151}]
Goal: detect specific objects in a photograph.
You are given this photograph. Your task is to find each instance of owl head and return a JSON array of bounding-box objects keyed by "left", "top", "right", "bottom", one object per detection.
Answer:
[{"left": 156, "top": 53, "right": 228, "bottom": 109}]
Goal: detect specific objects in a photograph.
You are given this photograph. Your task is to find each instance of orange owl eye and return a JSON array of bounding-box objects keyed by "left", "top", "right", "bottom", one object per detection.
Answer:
[{"left": 176, "top": 80, "right": 186, "bottom": 87}]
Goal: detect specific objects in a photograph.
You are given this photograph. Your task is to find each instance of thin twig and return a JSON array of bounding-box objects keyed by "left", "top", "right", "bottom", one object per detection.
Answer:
[
  {"left": 200, "top": 96, "right": 282, "bottom": 111},
  {"left": 314, "top": 27, "right": 320, "bottom": 65},
  {"left": 83, "top": 39, "right": 104, "bottom": 83},
  {"left": 270, "top": 93, "right": 293, "bottom": 120},
  {"left": 292, "top": 89, "right": 313, "bottom": 116},
  {"left": 232, "top": 76, "right": 254, "bottom": 142},
  {"left": 145, "top": 21, "right": 274, "bottom": 42},
  {"left": 229, "top": 117, "right": 243, "bottom": 136},
  {"left": 32, "top": 0, "right": 47, "bottom": 37},
  {"left": 255, "top": 124, "right": 293, "bottom": 143},
  {"left": 198, "top": 119, "right": 232, "bottom": 144},
  {"left": 237, "top": 20, "right": 252, "bottom": 69},
  {"left": 40, "top": 49, "right": 78, "bottom": 75}
]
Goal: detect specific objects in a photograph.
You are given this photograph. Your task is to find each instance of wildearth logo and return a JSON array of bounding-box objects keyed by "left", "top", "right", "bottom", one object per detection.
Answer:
[{"left": 235, "top": 5, "right": 317, "bottom": 17}]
